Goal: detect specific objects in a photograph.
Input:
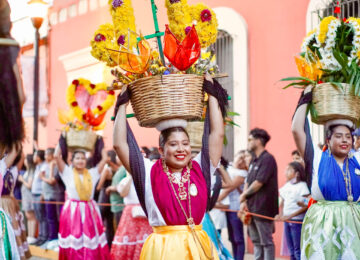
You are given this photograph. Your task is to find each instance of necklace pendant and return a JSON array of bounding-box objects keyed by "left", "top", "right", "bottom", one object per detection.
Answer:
[
  {"left": 355, "top": 168, "right": 360, "bottom": 176},
  {"left": 187, "top": 217, "right": 195, "bottom": 228},
  {"left": 179, "top": 191, "right": 187, "bottom": 200},
  {"left": 348, "top": 195, "right": 354, "bottom": 202},
  {"left": 189, "top": 183, "right": 198, "bottom": 197}
]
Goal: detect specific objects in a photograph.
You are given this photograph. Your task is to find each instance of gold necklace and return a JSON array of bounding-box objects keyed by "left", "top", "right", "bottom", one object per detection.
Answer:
[
  {"left": 162, "top": 161, "right": 191, "bottom": 200},
  {"left": 340, "top": 159, "right": 354, "bottom": 202},
  {"left": 162, "top": 162, "right": 214, "bottom": 260}
]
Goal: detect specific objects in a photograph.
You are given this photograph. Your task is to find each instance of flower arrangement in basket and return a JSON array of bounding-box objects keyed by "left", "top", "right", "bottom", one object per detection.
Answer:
[
  {"left": 58, "top": 78, "right": 116, "bottom": 150},
  {"left": 90, "top": 0, "right": 222, "bottom": 128},
  {"left": 281, "top": 8, "right": 360, "bottom": 125}
]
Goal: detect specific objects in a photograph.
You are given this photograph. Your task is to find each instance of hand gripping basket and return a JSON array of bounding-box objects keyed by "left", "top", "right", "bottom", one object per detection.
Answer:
[
  {"left": 312, "top": 83, "right": 360, "bottom": 124},
  {"left": 66, "top": 128, "right": 97, "bottom": 151},
  {"left": 128, "top": 74, "right": 204, "bottom": 127}
]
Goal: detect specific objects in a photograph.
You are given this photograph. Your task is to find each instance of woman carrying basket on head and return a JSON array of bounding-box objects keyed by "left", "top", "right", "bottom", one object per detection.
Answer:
[
  {"left": 54, "top": 137, "right": 110, "bottom": 260},
  {"left": 113, "top": 74, "right": 228, "bottom": 259},
  {"left": 292, "top": 85, "right": 360, "bottom": 259}
]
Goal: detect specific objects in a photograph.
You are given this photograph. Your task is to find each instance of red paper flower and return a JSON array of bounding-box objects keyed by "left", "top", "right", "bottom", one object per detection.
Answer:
[
  {"left": 97, "top": 105, "right": 103, "bottom": 111},
  {"left": 163, "top": 25, "right": 201, "bottom": 71},
  {"left": 334, "top": 6, "right": 341, "bottom": 14},
  {"left": 94, "top": 34, "right": 106, "bottom": 42},
  {"left": 200, "top": 9, "right": 212, "bottom": 22},
  {"left": 71, "top": 101, "right": 78, "bottom": 107},
  {"left": 90, "top": 84, "right": 96, "bottom": 89},
  {"left": 72, "top": 79, "right": 79, "bottom": 86},
  {"left": 108, "top": 90, "right": 115, "bottom": 95},
  {"left": 317, "top": 80, "right": 324, "bottom": 84}
]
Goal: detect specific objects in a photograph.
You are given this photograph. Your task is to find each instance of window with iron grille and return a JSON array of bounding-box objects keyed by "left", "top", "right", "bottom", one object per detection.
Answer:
[
  {"left": 314, "top": 0, "right": 360, "bottom": 19},
  {"left": 213, "top": 30, "right": 234, "bottom": 160}
]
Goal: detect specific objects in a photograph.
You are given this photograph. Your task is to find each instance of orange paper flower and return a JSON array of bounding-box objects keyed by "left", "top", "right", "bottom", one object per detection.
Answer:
[{"left": 107, "top": 34, "right": 151, "bottom": 74}]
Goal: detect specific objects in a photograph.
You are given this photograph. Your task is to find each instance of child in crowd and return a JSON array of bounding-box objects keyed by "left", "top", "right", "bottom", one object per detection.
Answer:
[{"left": 275, "top": 162, "right": 310, "bottom": 260}]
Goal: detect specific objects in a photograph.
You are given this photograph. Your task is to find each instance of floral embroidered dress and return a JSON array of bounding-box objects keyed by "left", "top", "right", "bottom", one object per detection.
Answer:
[
  {"left": 0, "top": 166, "right": 30, "bottom": 259},
  {"left": 0, "top": 157, "right": 20, "bottom": 259},
  {"left": 58, "top": 165, "right": 109, "bottom": 260},
  {"left": 111, "top": 180, "right": 152, "bottom": 260}
]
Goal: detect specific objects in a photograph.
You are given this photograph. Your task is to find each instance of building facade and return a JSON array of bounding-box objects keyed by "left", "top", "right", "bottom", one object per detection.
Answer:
[{"left": 10, "top": 0, "right": 343, "bottom": 257}]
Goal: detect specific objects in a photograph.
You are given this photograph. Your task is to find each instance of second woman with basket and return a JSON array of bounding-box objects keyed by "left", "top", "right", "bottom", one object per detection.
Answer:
[
  {"left": 292, "top": 86, "right": 360, "bottom": 259},
  {"left": 54, "top": 136, "right": 110, "bottom": 260},
  {"left": 113, "top": 74, "right": 228, "bottom": 259}
]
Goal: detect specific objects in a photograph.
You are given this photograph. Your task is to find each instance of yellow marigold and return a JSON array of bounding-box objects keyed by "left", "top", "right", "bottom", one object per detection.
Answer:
[
  {"left": 108, "top": 0, "right": 137, "bottom": 49},
  {"left": 318, "top": 16, "right": 337, "bottom": 44},
  {"left": 165, "top": 0, "right": 192, "bottom": 41},
  {"left": 90, "top": 23, "right": 118, "bottom": 67}
]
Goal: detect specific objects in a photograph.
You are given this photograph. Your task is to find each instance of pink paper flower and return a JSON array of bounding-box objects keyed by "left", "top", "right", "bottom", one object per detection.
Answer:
[
  {"left": 117, "top": 35, "right": 125, "bottom": 45},
  {"left": 94, "top": 34, "right": 106, "bottom": 42},
  {"left": 112, "top": 0, "right": 123, "bottom": 8},
  {"left": 200, "top": 9, "right": 212, "bottom": 22}
]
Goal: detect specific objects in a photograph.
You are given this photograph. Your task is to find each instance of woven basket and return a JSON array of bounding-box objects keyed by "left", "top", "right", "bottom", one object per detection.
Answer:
[
  {"left": 186, "top": 121, "right": 204, "bottom": 151},
  {"left": 129, "top": 74, "right": 204, "bottom": 127},
  {"left": 66, "top": 129, "right": 97, "bottom": 151},
  {"left": 312, "top": 83, "right": 360, "bottom": 124}
]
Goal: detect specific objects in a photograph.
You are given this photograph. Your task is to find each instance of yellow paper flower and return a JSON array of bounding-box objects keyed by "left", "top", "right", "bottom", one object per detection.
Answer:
[
  {"left": 90, "top": 23, "right": 118, "bottom": 67},
  {"left": 165, "top": 0, "right": 218, "bottom": 48},
  {"left": 91, "top": 1, "right": 137, "bottom": 66},
  {"left": 318, "top": 16, "right": 337, "bottom": 44}
]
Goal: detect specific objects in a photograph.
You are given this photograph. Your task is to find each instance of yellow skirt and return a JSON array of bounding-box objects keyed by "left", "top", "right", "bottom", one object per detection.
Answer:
[{"left": 140, "top": 225, "right": 219, "bottom": 260}]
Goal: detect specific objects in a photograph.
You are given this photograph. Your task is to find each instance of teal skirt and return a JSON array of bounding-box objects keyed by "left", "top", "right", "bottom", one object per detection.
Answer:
[{"left": 301, "top": 200, "right": 360, "bottom": 260}]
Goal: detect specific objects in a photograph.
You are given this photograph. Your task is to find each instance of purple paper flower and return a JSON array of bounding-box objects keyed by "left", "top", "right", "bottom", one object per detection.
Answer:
[
  {"left": 112, "top": 0, "right": 123, "bottom": 8},
  {"left": 185, "top": 26, "right": 192, "bottom": 34},
  {"left": 200, "top": 9, "right": 212, "bottom": 22},
  {"left": 169, "top": 0, "right": 180, "bottom": 3},
  {"left": 117, "top": 35, "right": 125, "bottom": 45},
  {"left": 94, "top": 33, "right": 106, "bottom": 42}
]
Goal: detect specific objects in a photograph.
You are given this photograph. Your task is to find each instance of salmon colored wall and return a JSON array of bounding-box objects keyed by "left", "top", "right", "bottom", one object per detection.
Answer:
[{"left": 44, "top": 0, "right": 310, "bottom": 257}]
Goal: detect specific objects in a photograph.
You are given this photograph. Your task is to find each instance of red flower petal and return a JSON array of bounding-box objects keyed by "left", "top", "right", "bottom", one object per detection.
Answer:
[
  {"left": 334, "top": 6, "right": 341, "bottom": 14},
  {"left": 71, "top": 101, "right": 78, "bottom": 107},
  {"left": 97, "top": 105, "right": 103, "bottom": 111},
  {"left": 109, "top": 90, "right": 115, "bottom": 95},
  {"left": 90, "top": 84, "right": 96, "bottom": 89},
  {"left": 72, "top": 80, "right": 79, "bottom": 86}
]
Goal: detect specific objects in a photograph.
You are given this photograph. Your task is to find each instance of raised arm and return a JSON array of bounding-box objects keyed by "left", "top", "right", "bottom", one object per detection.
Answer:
[
  {"left": 54, "top": 144, "right": 66, "bottom": 173},
  {"left": 5, "top": 143, "right": 20, "bottom": 168},
  {"left": 96, "top": 148, "right": 108, "bottom": 174},
  {"left": 113, "top": 103, "right": 130, "bottom": 173},
  {"left": 207, "top": 76, "right": 225, "bottom": 167},
  {"left": 292, "top": 104, "right": 307, "bottom": 157},
  {"left": 291, "top": 89, "right": 312, "bottom": 157}
]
